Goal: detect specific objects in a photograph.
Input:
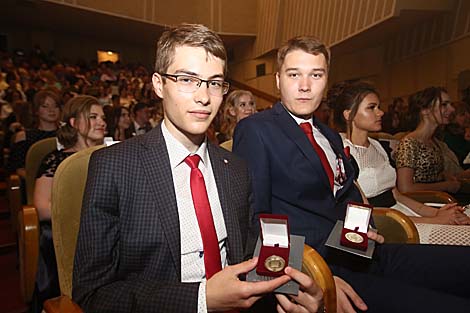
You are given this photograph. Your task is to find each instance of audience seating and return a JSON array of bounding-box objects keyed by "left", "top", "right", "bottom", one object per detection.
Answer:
[
  {"left": 373, "top": 209, "right": 419, "bottom": 243},
  {"left": 403, "top": 191, "right": 457, "bottom": 204},
  {"left": 302, "top": 244, "right": 336, "bottom": 312},
  {"left": 7, "top": 174, "right": 21, "bottom": 234},
  {"left": 17, "top": 205, "right": 40, "bottom": 304},
  {"left": 24, "top": 137, "right": 57, "bottom": 205}
]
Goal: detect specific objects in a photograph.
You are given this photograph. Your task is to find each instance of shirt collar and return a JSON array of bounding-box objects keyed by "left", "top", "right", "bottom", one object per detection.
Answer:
[
  {"left": 283, "top": 105, "right": 314, "bottom": 127},
  {"left": 161, "top": 120, "right": 208, "bottom": 170}
]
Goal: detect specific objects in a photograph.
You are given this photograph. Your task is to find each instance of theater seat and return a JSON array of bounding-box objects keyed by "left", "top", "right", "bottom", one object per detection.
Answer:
[
  {"left": 402, "top": 190, "right": 457, "bottom": 204},
  {"left": 24, "top": 137, "right": 57, "bottom": 205},
  {"left": 41, "top": 145, "right": 104, "bottom": 312},
  {"left": 302, "top": 244, "right": 336, "bottom": 312},
  {"left": 373, "top": 209, "right": 420, "bottom": 244},
  {"left": 17, "top": 205, "right": 40, "bottom": 304}
]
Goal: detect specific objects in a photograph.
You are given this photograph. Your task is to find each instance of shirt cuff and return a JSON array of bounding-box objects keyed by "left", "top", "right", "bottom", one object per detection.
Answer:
[{"left": 197, "top": 280, "right": 208, "bottom": 313}]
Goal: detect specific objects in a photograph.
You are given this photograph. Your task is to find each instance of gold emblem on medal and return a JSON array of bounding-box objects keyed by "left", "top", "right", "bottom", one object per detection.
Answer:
[
  {"left": 345, "top": 232, "right": 364, "bottom": 243},
  {"left": 264, "top": 255, "right": 286, "bottom": 272}
]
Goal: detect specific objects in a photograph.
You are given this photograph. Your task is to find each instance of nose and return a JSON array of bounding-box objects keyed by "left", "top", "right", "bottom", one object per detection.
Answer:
[
  {"left": 194, "top": 82, "right": 210, "bottom": 105},
  {"left": 298, "top": 76, "right": 311, "bottom": 92},
  {"left": 377, "top": 108, "right": 384, "bottom": 117}
]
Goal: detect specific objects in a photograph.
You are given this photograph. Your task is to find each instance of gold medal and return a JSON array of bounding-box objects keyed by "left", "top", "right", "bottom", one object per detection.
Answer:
[
  {"left": 345, "top": 232, "right": 364, "bottom": 243},
  {"left": 264, "top": 255, "right": 286, "bottom": 272}
]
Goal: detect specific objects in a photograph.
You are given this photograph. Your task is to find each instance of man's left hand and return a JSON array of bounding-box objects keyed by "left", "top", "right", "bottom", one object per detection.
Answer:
[{"left": 275, "top": 267, "right": 324, "bottom": 312}]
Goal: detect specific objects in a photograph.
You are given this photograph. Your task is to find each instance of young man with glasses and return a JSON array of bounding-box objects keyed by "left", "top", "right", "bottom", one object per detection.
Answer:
[{"left": 73, "top": 24, "right": 323, "bottom": 312}]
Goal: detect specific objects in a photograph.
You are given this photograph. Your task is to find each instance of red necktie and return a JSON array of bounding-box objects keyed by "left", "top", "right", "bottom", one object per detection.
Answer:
[
  {"left": 299, "top": 122, "right": 334, "bottom": 190},
  {"left": 185, "top": 155, "right": 222, "bottom": 279}
]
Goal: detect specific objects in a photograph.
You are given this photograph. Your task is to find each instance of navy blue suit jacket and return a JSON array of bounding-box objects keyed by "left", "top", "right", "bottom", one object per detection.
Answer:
[{"left": 233, "top": 102, "right": 362, "bottom": 256}]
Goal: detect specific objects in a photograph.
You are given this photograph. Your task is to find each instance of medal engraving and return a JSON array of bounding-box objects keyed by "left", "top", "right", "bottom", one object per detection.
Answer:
[
  {"left": 264, "top": 255, "right": 286, "bottom": 272},
  {"left": 345, "top": 232, "right": 364, "bottom": 243}
]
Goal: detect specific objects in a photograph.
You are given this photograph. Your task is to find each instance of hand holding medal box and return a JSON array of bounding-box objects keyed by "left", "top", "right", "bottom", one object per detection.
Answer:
[
  {"left": 340, "top": 202, "right": 373, "bottom": 251},
  {"left": 256, "top": 214, "right": 290, "bottom": 277}
]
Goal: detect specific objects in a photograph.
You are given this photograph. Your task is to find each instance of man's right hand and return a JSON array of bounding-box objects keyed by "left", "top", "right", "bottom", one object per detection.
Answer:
[
  {"left": 206, "top": 257, "right": 291, "bottom": 311},
  {"left": 334, "top": 276, "right": 367, "bottom": 313}
]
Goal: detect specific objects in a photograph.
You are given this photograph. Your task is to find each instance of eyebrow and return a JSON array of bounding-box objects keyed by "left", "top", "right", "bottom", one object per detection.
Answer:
[
  {"left": 173, "top": 69, "right": 224, "bottom": 80},
  {"left": 284, "top": 67, "right": 326, "bottom": 72}
]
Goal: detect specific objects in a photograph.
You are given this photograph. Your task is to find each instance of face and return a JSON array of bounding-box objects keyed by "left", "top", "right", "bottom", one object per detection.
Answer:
[
  {"left": 454, "top": 111, "right": 470, "bottom": 128},
  {"left": 37, "top": 96, "right": 60, "bottom": 123},
  {"left": 135, "top": 107, "right": 150, "bottom": 123},
  {"left": 230, "top": 94, "right": 256, "bottom": 122},
  {"left": 431, "top": 92, "right": 454, "bottom": 125},
  {"left": 313, "top": 101, "right": 330, "bottom": 124},
  {"left": 276, "top": 49, "right": 328, "bottom": 119},
  {"left": 349, "top": 93, "right": 384, "bottom": 133},
  {"left": 118, "top": 109, "right": 131, "bottom": 129},
  {"left": 75, "top": 104, "right": 106, "bottom": 143},
  {"left": 153, "top": 46, "right": 225, "bottom": 144}
]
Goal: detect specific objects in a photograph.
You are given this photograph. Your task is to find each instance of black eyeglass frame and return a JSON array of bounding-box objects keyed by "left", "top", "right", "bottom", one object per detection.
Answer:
[{"left": 159, "top": 73, "right": 230, "bottom": 95}]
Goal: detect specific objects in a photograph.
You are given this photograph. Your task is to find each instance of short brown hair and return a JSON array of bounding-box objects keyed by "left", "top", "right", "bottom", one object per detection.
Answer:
[
  {"left": 277, "top": 36, "right": 330, "bottom": 71},
  {"left": 154, "top": 23, "right": 227, "bottom": 75},
  {"left": 33, "top": 89, "right": 61, "bottom": 113},
  {"left": 57, "top": 95, "right": 101, "bottom": 149}
]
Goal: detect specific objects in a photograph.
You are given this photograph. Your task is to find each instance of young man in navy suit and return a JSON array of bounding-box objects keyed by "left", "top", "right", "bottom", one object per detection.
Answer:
[
  {"left": 233, "top": 36, "right": 470, "bottom": 313},
  {"left": 73, "top": 24, "right": 323, "bottom": 312}
]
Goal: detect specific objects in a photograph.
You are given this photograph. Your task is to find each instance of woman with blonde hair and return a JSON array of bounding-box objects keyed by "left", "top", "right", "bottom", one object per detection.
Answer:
[
  {"left": 219, "top": 89, "right": 256, "bottom": 149},
  {"left": 32, "top": 95, "right": 106, "bottom": 311}
]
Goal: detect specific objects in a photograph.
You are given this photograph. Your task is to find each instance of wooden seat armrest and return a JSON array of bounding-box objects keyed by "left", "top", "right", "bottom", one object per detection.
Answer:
[
  {"left": 373, "top": 208, "right": 420, "bottom": 244},
  {"left": 7, "top": 174, "right": 22, "bottom": 234},
  {"left": 43, "top": 296, "right": 83, "bottom": 313},
  {"left": 302, "top": 244, "right": 336, "bottom": 312},
  {"left": 18, "top": 205, "right": 40, "bottom": 303},
  {"left": 402, "top": 191, "right": 457, "bottom": 204}
]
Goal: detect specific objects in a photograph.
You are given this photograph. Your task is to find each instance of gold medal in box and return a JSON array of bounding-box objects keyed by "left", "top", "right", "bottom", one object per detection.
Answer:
[
  {"left": 257, "top": 214, "right": 290, "bottom": 277},
  {"left": 340, "top": 202, "right": 372, "bottom": 251}
]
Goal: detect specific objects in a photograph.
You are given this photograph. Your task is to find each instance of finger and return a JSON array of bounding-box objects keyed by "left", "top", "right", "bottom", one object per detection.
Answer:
[
  {"left": 229, "top": 257, "right": 258, "bottom": 275},
  {"left": 277, "top": 303, "right": 288, "bottom": 313},
  {"left": 336, "top": 288, "right": 356, "bottom": 313},
  {"left": 334, "top": 277, "right": 367, "bottom": 311},
  {"left": 242, "top": 275, "right": 291, "bottom": 297},
  {"left": 284, "top": 267, "right": 321, "bottom": 295}
]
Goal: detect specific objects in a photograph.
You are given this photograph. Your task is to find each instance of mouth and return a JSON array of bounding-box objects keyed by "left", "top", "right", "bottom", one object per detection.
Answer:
[
  {"left": 189, "top": 110, "right": 211, "bottom": 119},
  {"left": 296, "top": 98, "right": 312, "bottom": 102}
]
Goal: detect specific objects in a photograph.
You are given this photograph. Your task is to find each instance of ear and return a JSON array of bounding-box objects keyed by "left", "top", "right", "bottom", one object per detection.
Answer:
[
  {"left": 152, "top": 73, "right": 164, "bottom": 99},
  {"left": 343, "top": 109, "right": 351, "bottom": 122},
  {"left": 275, "top": 72, "right": 280, "bottom": 90},
  {"left": 69, "top": 117, "right": 76, "bottom": 128},
  {"left": 228, "top": 106, "right": 236, "bottom": 117}
]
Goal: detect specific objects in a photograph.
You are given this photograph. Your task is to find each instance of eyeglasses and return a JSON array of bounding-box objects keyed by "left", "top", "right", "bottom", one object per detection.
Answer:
[{"left": 160, "top": 73, "right": 230, "bottom": 97}]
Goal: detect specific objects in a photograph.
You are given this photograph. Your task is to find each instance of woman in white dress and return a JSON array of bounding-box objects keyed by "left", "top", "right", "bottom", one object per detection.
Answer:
[{"left": 327, "top": 80, "right": 470, "bottom": 245}]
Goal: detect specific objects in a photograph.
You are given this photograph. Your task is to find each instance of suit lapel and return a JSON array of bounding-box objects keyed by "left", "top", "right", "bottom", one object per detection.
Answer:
[
  {"left": 315, "top": 123, "right": 356, "bottom": 200},
  {"left": 273, "top": 102, "right": 332, "bottom": 190},
  {"left": 208, "top": 144, "right": 243, "bottom": 264},
  {"left": 140, "top": 127, "right": 182, "bottom": 279}
]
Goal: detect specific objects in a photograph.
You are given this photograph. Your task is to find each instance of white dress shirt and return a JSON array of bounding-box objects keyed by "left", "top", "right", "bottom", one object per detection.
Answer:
[{"left": 161, "top": 121, "right": 227, "bottom": 313}]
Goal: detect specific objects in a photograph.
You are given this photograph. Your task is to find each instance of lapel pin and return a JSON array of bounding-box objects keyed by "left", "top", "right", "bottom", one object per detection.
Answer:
[{"left": 223, "top": 158, "right": 229, "bottom": 164}]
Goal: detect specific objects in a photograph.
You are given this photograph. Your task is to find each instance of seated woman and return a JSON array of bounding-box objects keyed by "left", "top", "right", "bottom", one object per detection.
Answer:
[
  {"left": 7, "top": 90, "right": 61, "bottom": 176},
  {"left": 32, "top": 95, "right": 106, "bottom": 311},
  {"left": 442, "top": 101, "right": 470, "bottom": 170},
  {"left": 395, "top": 87, "right": 470, "bottom": 198},
  {"left": 328, "top": 80, "right": 470, "bottom": 245},
  {"left": 107, "top": 106, "right": 132, "bottom": 141},
  {"left": 219, "top": 89, "right": 256, "bottom": 150}
]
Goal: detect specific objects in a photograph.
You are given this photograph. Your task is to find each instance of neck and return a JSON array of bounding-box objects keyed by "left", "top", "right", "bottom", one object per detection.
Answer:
[
  {"left": 163, "top": 119, "right": 204, "bottom": 153},
  {"left": 349, "top": 128, "right": 369, "bottom": 147},
  {"left": 38, "top": 121, "right": 57, "bottom": 131},
  {"left": 413, "top": 120, "right": 437, "bottom": 141}
]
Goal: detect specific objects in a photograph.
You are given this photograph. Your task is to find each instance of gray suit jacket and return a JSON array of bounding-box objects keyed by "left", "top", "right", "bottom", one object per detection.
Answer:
[{"left": 73, "top": 126, "right": 256, "bottom": 312}]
